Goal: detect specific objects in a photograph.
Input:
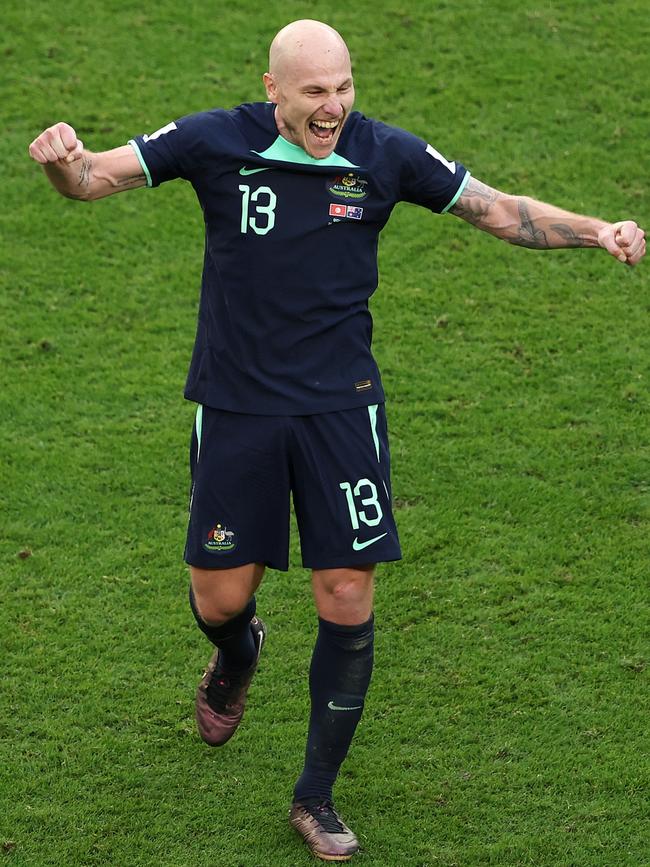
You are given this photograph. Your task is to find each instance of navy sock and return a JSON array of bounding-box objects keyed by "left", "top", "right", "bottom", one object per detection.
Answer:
[
  {"left": 293, "top": 614, "right": 375, "bottom": 804},
  {"left": 189, "top": 586, "right": 256, "bottom": 673}
]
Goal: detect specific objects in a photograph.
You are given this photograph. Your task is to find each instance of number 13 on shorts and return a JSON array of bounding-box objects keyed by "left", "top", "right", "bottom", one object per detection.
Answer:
[{"left": 339, "top": 479, "right": 383, "bottom": 529}]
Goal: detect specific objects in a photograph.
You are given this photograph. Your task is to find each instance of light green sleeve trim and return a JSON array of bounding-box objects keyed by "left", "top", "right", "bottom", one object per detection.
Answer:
[
  {"left": 441, "top": 171, "right": 471, "bottom": 214},
  {"left": 128, "top": 139, "right": 153, "bottom": 187}
]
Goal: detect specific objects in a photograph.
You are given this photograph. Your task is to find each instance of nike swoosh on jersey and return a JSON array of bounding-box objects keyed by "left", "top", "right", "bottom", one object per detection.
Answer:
[
  {"left": 352, "top": 532, "right": 388, "bottom": 551},
  {"left": 239, "top": 166, "right": 272, "bottom": 175},
  {"left": 328, "top": 700, "right": 363, "bottom": 711}
]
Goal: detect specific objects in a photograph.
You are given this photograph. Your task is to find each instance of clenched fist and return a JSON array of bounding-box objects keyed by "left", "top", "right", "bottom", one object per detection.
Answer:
[
  {"left": 598, "top": 220, "right": 646, "bottom": 267},
  {"left": 29, "top": 122, "right": 84, "bottom": 164}
]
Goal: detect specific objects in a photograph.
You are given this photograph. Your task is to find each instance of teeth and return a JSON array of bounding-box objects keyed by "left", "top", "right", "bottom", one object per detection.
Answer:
[{"left": 312, "top": 120, "right": 339, "bottom": 129}]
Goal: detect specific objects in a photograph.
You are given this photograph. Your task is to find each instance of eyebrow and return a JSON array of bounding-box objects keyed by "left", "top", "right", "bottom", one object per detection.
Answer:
[{"left": 301, "top": 79, "right": 353, "bottom": 91}]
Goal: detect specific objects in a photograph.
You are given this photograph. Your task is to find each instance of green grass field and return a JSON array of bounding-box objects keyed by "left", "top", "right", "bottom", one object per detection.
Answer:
[{"left": 2, "top": 1, "right": 649, "bottom": 864}]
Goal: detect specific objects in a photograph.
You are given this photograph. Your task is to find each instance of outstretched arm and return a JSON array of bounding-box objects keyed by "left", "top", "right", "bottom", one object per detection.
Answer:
[
  {"left": 28, "top": 122, "right": 146, "bottom": 201},
  {"left": 450, "top": 177, "right": 646, "bottom": 267}
]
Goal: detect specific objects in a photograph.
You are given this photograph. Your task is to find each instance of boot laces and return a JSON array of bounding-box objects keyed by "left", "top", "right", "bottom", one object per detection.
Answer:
[{"left": 302, "top": 801, "right": 345, "bottom": 834}]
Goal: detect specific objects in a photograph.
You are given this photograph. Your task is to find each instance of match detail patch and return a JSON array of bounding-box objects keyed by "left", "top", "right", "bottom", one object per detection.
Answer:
[{"left": 329, "top": 204, "right": 365, "bottom": 220}]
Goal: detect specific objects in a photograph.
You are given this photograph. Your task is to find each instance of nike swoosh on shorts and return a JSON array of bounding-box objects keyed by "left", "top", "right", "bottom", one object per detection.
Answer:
[{"left": 352, "top": 532, "right": 388, "bottom": 551}]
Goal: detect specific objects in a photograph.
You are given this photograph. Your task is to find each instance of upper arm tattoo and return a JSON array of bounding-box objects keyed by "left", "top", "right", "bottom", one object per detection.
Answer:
[{"left": 449, "top": 177, "right": 500, "bottom": 226}]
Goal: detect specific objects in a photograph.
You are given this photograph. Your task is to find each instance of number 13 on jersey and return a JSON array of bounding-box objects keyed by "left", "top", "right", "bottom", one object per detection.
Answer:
[{"left": 239, "top": 184, "right": 277, "bottom": 235}]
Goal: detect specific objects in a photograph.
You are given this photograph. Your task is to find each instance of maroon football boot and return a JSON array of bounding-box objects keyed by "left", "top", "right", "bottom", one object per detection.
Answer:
[
  {"left": 289, "top": 800, "right": 360, "bottom": 861},
  {"left": 195, "top": 616, "right": 266, "bottom": 746}
]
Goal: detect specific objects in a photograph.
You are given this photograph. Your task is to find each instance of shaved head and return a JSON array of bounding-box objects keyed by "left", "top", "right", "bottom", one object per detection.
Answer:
[
  {"left": 263, "top": 20, "right": 355, "bottom": 159},
  {"left": 269, "top": 19, "right": 351, "bottom": 82}
]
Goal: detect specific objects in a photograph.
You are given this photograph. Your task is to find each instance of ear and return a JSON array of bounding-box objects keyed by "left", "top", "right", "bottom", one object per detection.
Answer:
[{"left": 262, "top": 72, "right": 278, "bottom": 103}]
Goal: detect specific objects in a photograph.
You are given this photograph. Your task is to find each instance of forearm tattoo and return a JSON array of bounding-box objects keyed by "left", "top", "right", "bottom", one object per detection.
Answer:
[
  {"left": 78, "top": 155, "right": 92, "bottom": 189},
  {"left": 72, "top": 153, "right": 145, "bottom": 196},
  {"left": 451, "top": 178, "right": 593, "bottom": 249},
  {"left": 515, "top": 199, "right": 548, "bottom": 248},
  {"left": 116, "top": 173, "right": 146, "bottom": 188},
  {"left": 548, "top": 222, "right": 589, "bottom": 247}
]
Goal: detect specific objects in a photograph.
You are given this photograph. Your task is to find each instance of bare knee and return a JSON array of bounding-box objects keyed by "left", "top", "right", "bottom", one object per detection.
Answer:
[
  {"left": 190, "top": 563, "right": 264, "bottom": 625},
  {"left": 193, "top": 592, "right": 245, "bottom": 626},
  {"left": 312, "top": 565, "right": 375, "bottom": 624},
  {"left": 329, "top": 574, "right": 370, "bottom": 605}
]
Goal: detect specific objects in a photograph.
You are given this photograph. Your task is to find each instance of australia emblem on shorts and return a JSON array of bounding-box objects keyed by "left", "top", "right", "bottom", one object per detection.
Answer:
[
  {"left": 326, "top": 172, "right": 369, "bottom": 201},
  {"left": 204, "top": 523, "right": 237, "bottom": 553}
]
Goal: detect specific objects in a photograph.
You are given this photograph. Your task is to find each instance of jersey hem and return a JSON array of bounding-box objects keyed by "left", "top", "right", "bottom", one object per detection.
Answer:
[{"left": 185, "top": 391, "right": 387, "bottom": 417}]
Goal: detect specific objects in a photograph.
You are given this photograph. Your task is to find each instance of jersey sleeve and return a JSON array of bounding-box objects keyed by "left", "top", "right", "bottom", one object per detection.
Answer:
[
  {"left": 389, "top": 125, "right": 470, "bottom": 214},
  {"left": 127, "top": 112, "right": 214, "bottom": 187}
]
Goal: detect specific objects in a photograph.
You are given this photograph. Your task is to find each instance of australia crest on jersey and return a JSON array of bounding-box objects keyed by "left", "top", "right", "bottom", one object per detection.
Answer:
[
  {"left": 326, "top": 172, "right": 369, "bottom": 201},
  {"left": 204, "top": 522, "right": 237, "bottom": 553}
]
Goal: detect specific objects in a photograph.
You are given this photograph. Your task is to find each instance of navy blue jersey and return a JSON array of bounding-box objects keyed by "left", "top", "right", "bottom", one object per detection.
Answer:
[{"left": 129, "top": 102, "right": 470, "bottom": 414}]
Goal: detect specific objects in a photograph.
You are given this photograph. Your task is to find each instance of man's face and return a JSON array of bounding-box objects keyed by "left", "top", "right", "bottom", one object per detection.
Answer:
[{"left": 263, "top": 53, "right": 355, "bottom": 159}]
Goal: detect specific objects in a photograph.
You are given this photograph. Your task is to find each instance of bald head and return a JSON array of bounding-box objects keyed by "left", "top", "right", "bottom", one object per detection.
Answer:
[
  {"left": 269, "top": 19, "right": 351, "bottom": 82},
  {"left": 263, "top": 19, "right": 355, "bottom": 159}
]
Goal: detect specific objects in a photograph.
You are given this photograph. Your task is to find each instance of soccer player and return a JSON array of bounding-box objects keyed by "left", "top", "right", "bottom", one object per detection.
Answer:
[{"left": 29, "top": 18, "right": 645, "bottom": 862}]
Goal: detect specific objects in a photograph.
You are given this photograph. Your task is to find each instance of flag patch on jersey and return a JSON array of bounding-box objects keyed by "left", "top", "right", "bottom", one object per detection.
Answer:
[{"left": 329, "top": 204, "right": 364, "bottom": 220}]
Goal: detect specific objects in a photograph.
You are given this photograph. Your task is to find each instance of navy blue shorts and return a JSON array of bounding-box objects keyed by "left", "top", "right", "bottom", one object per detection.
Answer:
[{"left": 184, "top": 404, "right": 402, "bottom": 571}]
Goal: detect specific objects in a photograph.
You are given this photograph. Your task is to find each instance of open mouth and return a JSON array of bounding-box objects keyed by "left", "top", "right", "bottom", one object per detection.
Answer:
[{"left": 309, "top": 118, "right": 340, "bottom": 143}]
